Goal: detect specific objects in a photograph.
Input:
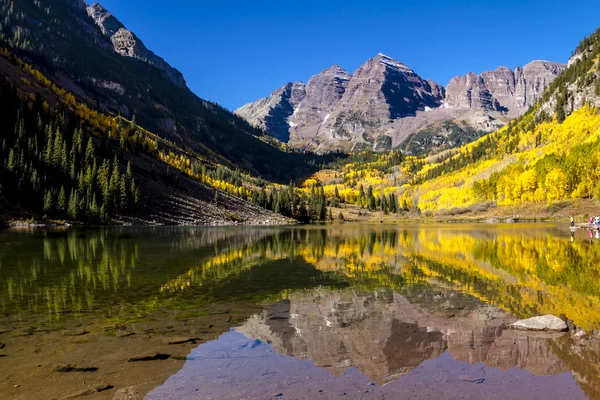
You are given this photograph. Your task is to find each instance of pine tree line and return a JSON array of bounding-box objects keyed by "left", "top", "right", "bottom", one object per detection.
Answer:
[
  {"left": 0, "top": 77, "right": 139, "bottom": 222},
  {"left": 354, "top": 184, "right": 401, "bottom": 214},
  {"left": 249, "top": 183, "right": 328, "bottom": 223}
]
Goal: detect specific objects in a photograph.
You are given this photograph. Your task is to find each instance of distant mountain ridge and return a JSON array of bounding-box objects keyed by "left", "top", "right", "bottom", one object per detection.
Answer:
[{"left": 235, "top": 55, "right": 565, "bottom": 154}]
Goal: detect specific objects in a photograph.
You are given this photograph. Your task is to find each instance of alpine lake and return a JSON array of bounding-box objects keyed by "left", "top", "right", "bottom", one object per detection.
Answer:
[{"left": 1, "top": 223, "right": 600, "bottom": 399}]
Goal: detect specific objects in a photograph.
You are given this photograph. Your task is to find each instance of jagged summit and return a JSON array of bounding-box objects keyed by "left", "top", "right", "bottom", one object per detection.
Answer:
[
  {"left": 447, "top": 61, "right": 566, "bottom": 113},
  {"left": 374, "top": 53, "right": 414, "bottom": 73},
  {"left": 86, "top": 2, "right": 123, "bottom": 37},
  {"left": 321, "top": 65, "right": 352, "bottom": 81},
  {"left": 236, "top": 55, "right": 565, "bottom": 154},
  {"left": 236, "top": 53, "right": 445, "bottom": 153}
]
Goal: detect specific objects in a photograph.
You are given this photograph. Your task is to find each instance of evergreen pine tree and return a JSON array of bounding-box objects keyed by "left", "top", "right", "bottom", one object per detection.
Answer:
[
  {"left": 68, "top": 190, "right": 78, "bottom": 220},
  {"left": 57, "top": 186, "right": 66, "bottom": 215},
  {"left": 389, "top": 193, "right": 397, "bottom": 213},
  {"left": 368, "top": 186, "right": 376, "bottom": 211},
  {"left": 30, "top": 169, "right": 40, "bottom": 192},
  {"left": 84, "top": 137, "right": 95, "bottom": 165},
  {"left": 43, "top": 189, "right": 53, "bottom": 215},
  {"left": 381, "top": 194, "right": 388, "bottom": 215},
  {"left": 109, "top": 159, "right": 121, "bottom": 210},
  {"left": 88, "top": 194, "right": 99, "bottom": 221}
]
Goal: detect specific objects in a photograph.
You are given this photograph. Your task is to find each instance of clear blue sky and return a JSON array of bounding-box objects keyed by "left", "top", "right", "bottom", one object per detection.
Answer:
[{"left": 98, "top": 0, "right": 600, "bottom": 111}]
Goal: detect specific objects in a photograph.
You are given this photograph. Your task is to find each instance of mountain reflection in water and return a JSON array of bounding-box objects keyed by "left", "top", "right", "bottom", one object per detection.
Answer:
[
  {"left": 2, "top": 224, "right": 600, "bottom": 399},
  {"left": 149, "top": 287, "right": 586, "bottom": 399}
]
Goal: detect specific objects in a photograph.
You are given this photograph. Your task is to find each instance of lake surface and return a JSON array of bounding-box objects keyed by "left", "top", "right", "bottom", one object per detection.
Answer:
[{"left": 1, "top": 224, "right": 599, "bottom": 399}]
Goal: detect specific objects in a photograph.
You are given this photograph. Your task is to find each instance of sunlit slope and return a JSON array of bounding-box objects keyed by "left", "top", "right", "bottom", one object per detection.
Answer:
[{"left": 416, "top": 106, "right": 600, "bottom": 212}]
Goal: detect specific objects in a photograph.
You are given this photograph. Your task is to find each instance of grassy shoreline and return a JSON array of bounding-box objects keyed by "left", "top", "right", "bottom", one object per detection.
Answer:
[{"left": 329, "top": 198, "right": 600, "bottom": 225}]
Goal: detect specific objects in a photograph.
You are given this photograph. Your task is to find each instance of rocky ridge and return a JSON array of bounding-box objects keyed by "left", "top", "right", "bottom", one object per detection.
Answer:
[
  {"left": 538, "top": 29, "right": 600, "bottom": 120},
  {"left": 86, "top": 2, "right": 186, "bottom": 87},
  {"left": 236, "top": 56, "right": 565, "bottom": 154},
  {"left": 446, "top": 60, "right": 566, "bottom": 115},
  {"left": 234, "top": 82, "right": 306, "bottom": 142}
]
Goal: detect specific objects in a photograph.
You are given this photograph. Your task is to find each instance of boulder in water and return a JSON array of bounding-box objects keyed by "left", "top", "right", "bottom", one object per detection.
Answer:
[{"left": 509, "top": 315, "right": 567, "bottom": 331}]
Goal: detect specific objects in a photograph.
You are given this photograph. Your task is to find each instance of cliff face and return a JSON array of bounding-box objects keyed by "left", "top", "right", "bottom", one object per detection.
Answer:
[
  {"left": 538, "top": 30, "right": 600, "bottom": 121},
  {"left": 306, "top": 54, "right": 445, "bottom": 153},
  {"left": 234, "top": 82, "right": 306, "bottom": 142},
  {"left": 446, "top": 61, "right": 567, "bottom": 116},
  {"left": 236, "top": 57, "right": 565, "bottom": 154},
  {"left": 287, "top": 65, "right": 352, "bottom": 148},
  {"left": 445, "top": 72, "right": 502, "bottom": 111},
  {"left": 237, "top": 288, "right": 569, "bottom": 385}
]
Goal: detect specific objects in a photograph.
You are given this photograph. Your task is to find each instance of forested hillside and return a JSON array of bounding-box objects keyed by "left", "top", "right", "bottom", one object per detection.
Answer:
[
  {"left": 0, "top": 0, "right": 328, "bottom": 183},
  {"left": 303, "top": 28, "right": 600, "bottom": 218},
  {"left": 0, "top": 0, "right": 339, "bottom": 225},
  {"left": 0, "top": 75, "right": 138, "bottom": 222},
  {"left": 0, "top": 48, "right": 332, "bottom": 225}
]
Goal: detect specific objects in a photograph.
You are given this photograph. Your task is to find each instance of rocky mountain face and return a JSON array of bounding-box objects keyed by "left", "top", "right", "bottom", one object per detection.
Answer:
[
  {"left": 234, "top": 82, "right": 306, "bottom": 142},
  {"left": 86, "top": 2, "right": 186, "bottom": 87},
  {"left": 537, "top": 28, "right": 600, "bottom": 121},
  {"left": 303, "top": 54, "right": 445, "bottom": 153},
  {"left": 236, "top": 56, "right": 565, "bottom": 154},
  {"left": 235, "top": 65, "right": 354, "bottom": 144},
  {"left": 446, "top": 61, "right": 567, "bottom": 115}
]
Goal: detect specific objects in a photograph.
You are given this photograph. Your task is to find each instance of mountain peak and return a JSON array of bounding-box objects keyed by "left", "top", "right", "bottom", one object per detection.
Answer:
[
  {"left": 85, "top": 2, "right": 186, "bottom": 87},
  {"left": 236, "top": 53, "right": 564, "bottom": 154},
  {"left": 373, "top": 53, "right": 413, "bottom": 73},
  {"left": 87, "top": 2, "right": 125, "bottom": 37},
  {"left": 320, "top": 65, "right": 352, "bottom": 81},
  {"left": 323, "top": 64, "right": 345, "bottom": 72},
  {"left": 522, "top": 60, "right": 566, "bottom": 73}
]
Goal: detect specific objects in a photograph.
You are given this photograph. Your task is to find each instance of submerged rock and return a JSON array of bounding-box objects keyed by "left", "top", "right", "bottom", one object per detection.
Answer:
[
  {"left": 164, "top": 337, "right": 200, "bottom": 345},
  {"left": 61, "top": 329, "right": 90, "bottom": 337},
  {"left": 53, "top": 364, "right": 99, "bottom": 373},
  {"left": 127, "top": 352, "right": 170, "bottom": 362},
  {"left": 509, "top": 315, "right": 567, "bottom": 331}
]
